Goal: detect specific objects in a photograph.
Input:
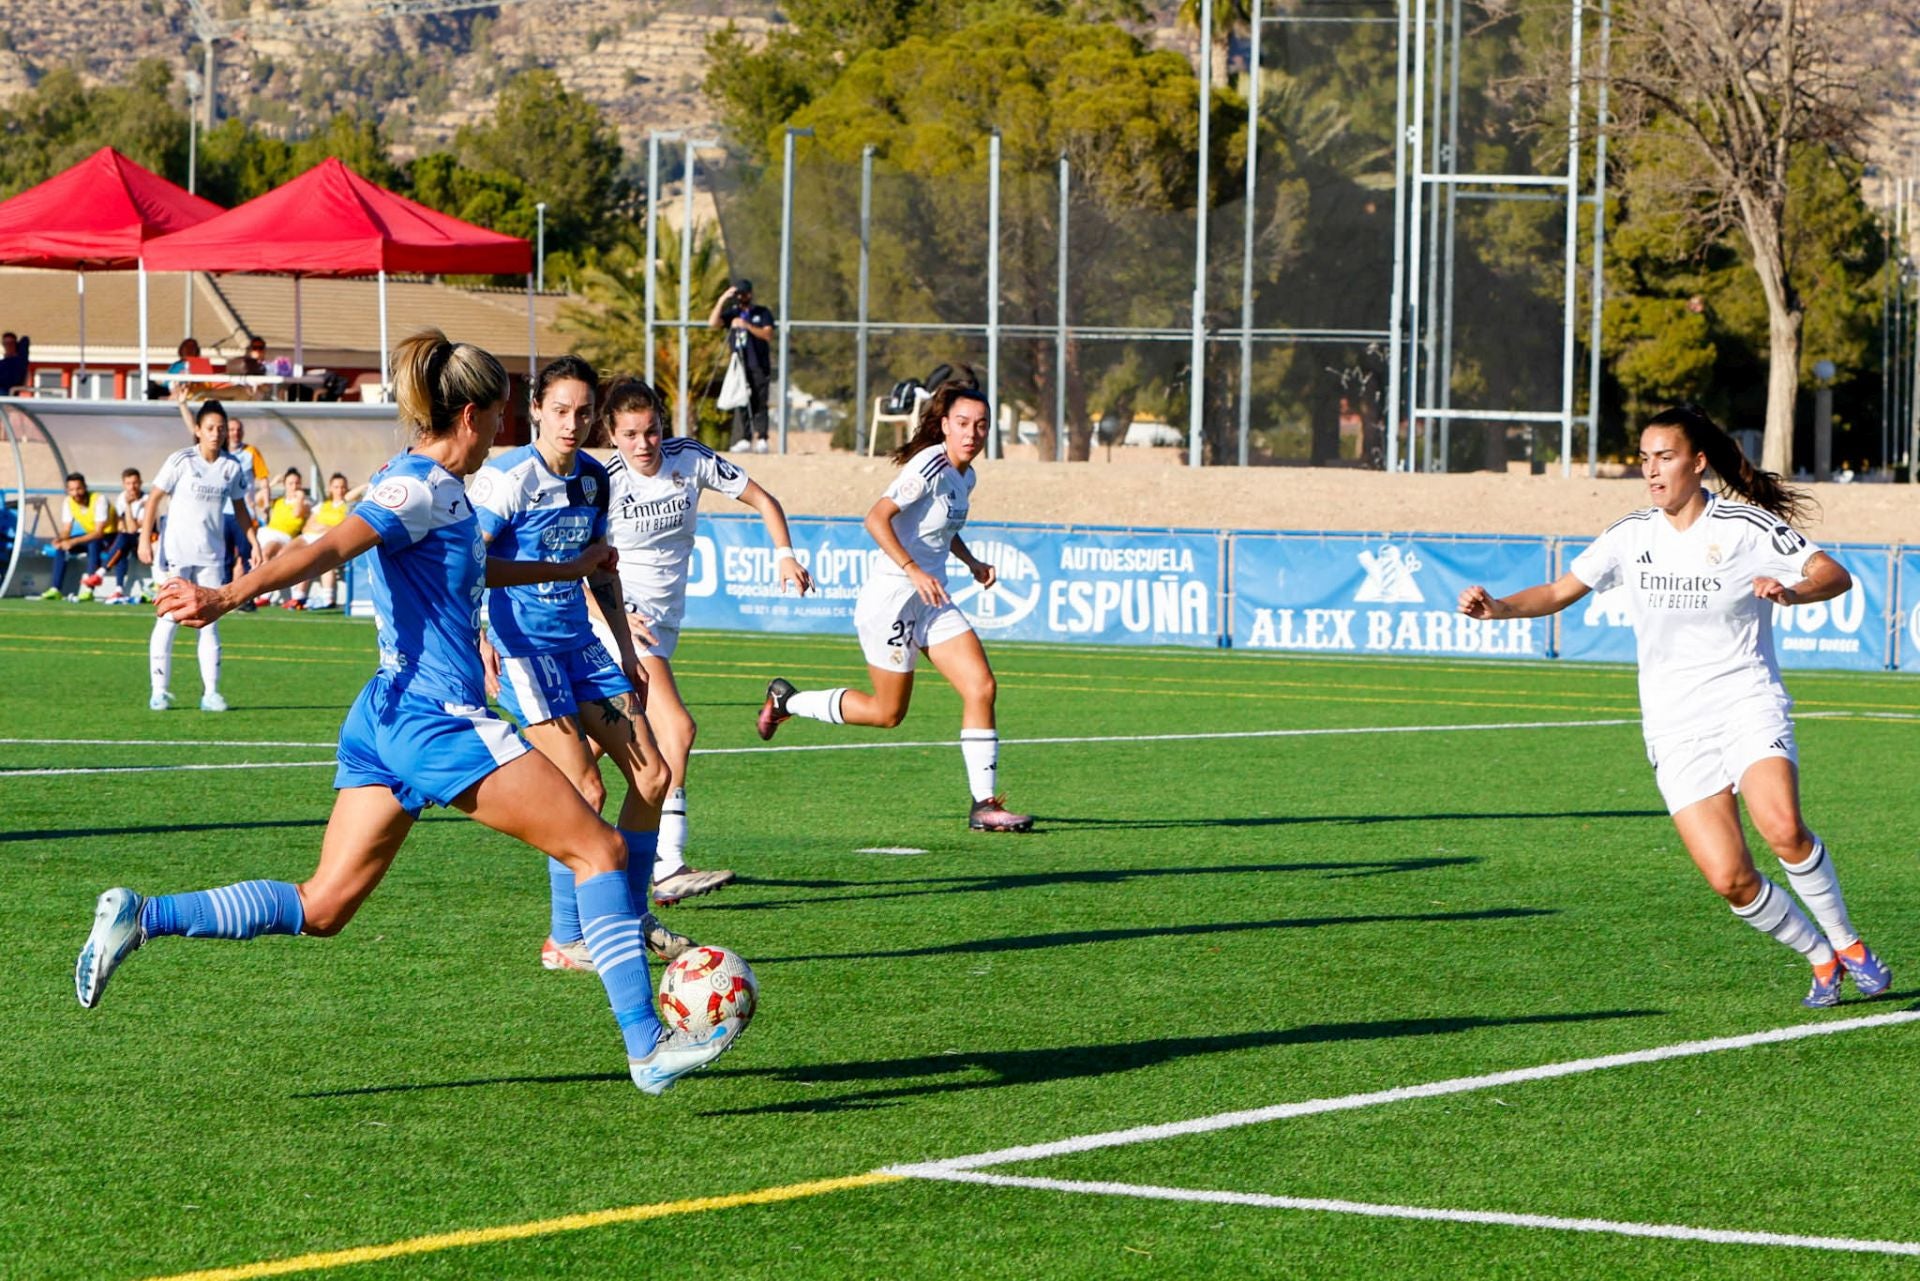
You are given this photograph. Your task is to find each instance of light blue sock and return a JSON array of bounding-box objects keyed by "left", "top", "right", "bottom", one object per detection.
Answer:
[
  {"left": 548, "top": 857, "right": 582, "bottom": 943},
  {"left": 620, "top": 829, "right": 657, "bottom": 911},
  {"left": 140, "top": 880, "right": 304, "bottom": 939},
  {"left": 576, "top": 870, "right": 662, "bottom": 1057}
]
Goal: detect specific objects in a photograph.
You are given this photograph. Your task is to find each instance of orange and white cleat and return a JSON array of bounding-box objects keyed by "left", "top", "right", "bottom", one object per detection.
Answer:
[{"left": 540, "top": 936, "right": 596, "bottom": 972}]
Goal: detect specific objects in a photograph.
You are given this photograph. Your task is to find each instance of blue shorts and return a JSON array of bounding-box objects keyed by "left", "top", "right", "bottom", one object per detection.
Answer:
[
  {"left": 335, "top": 674, "right": 531, "bottom": 817},
  {"left": 494, "top": 640, "right": 632, "bottom": 727}
]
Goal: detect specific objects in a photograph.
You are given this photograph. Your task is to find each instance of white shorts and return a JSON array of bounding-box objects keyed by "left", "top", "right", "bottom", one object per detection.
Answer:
[
  {"left": 853, "top": 574, "right": 974, "bottom": 673},
  {"left": 590, "top": 612, "right": 680, "bottom": 662},
  {"left": 259, "top": 527, "right": 296, "bottom": 550},
  {"left": 1648, "top": 715, "right": 1798, "bottom": 815},
  {"left": 158, "top": 562, "right": 224, "bottom": 590},
  {"left": 302, "top": 526, "right": 336, "bottom": 545}
]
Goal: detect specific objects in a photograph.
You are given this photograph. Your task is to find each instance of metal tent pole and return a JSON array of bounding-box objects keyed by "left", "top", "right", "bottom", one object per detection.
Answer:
[
  {"left": 377, "top": 269, "right": 390, "bottom": 390},
  {"left": 137, "top": 259, "right": 150, "bottom": 399},
  {"left": 75, "top": 273, "right": 87, "bottom": 397},
  {"left": 293, "top": 274, "right": 304, "bottom": 375}
]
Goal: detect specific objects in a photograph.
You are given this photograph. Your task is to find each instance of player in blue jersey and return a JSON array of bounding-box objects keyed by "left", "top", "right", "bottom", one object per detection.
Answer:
[
  {"left": 73, "top": 329, "right": 743, "bottom": 1095},
  {"left": 472, "top": 356, "right": 724, "bottom": 975}
]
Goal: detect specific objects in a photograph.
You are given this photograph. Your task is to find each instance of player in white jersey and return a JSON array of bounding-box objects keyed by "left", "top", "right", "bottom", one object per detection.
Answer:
[
  {"left": 1459, "top": 404, "right": 1888, "bottom": 1008},
  {"left": 757, "top": 384, "right": 1032, "bottom": 832},
  {"left": 589, "top": 377, "right": 812, "bottom": 892},
  {"left": 139, "top": 397, "right": 257, "bottom": 713}
]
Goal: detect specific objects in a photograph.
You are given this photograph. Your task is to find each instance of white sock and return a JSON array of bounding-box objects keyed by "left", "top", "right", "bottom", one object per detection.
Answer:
[
  {"left": 788, "top": 688, "right": 847, "bottom": 724},
  {"left": 149, "top": 616, "right": 176, "bottom": 695},
  {"left": 660, "top": 787, "right": 689, "bottom": 865},
  {"left": 1780, "top": 838, "right": 1858, "bottom": 951},
  {"left": 198, "top": 622, "right": 222, "bottom": 697},
  {"left": 1732, "top": 878, "right": 1834, "bottom": 965},
  {"left": 960, "top": 729, "right": 999, "bottom": 802}
]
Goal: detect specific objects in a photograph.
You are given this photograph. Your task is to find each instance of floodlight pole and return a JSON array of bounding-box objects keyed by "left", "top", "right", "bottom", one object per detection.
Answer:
[
  {"left": 1559, "top": 0, "right": 1585, "bottom": 477},
  {"left": 644, "top": 131, "right": 678, "bottom": 387},
  {"left": 855, "top": 144, "right": 874, "bottom": 456},
  {"left": 1385, "top": 0, "right": 1410, "bottom": 473},
  {"left": 987, "top": 130, "right": 1002, "bottom": 459},
  {"left": 1584, "top": 2, "right": 1611, "bottom": 477},
  {"left": 677, "top": 138, "right": 706, "bottom": 437},
  {"left": 777, "top": 126, "right": 812, "bottom": 454},
  {"left": 534, "top": 202, "right": 546, "bottom": 293},
  {"left": 1056, "top": 152, "right": 1070, "bottom": 460},
  {"left": 1236, "top": 0, "right": 1262, "bottom": 468},
  {"left": 1188, "top": 0, "right": 1213, "bottom": 468}
]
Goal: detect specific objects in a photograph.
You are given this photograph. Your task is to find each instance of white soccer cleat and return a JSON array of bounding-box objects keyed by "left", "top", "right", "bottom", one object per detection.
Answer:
[
  {"left": 148, "top": 691, "right": 173, "bottom": 712},
  {"left": 628, "top": 1018, "right": 744, "bottom": 1095},
  {"left": 652, "top": 866, "right": 735, "bottom": 907},
  {"left": 75, "top": 888, "right": 146, "bottom": 1009},
  {"left": 199, "top": 692, "right": 228, "bottom": 713},
  {"left": 540, "top": 936, "right": 596, "bottom": 972}
]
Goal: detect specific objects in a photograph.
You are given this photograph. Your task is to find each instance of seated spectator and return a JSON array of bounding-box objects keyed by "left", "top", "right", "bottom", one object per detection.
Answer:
[
  {"left": 234, "top": 336, "right": 268, "bottom": 378},
  {"left": 43, "top": 472, "right": 116, "bottom": 600},
  {"left": 0, "top": 332, "right": 29, "bottom": 392},
  {"left": 104, "top": 468, "right": 148, "bottom": 596},
  {"left": 259, "top": 468, "right": 312, "bottom": 607},
  {"left": 167, "top": 339, "right": 201, "bottom": 374},
  {"left": 298, "top": 472, "right": 355, "bottom": 609}
]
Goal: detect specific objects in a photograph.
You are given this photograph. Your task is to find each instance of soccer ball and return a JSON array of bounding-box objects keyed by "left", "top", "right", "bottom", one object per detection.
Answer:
[{"left": 658, "top": 946, "right": 758, "bottom": 1038}]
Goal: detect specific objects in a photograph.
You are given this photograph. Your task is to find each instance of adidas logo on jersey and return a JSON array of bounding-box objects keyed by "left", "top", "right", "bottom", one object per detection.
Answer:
[
  {"left": 1636, "top": 551, "right": 1653, "bottom": 564},
  {"left": 1769, "top": 738, "right": 1790, "bottom": 753}
]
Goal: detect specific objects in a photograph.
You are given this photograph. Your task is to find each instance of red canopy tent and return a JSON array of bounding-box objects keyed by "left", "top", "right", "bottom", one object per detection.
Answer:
[
  {"left": 0, "top": 146, "right": 222, "bottom": 393},
  {"left": 144, "top": 158, "right": 535, "bottom": 387}
]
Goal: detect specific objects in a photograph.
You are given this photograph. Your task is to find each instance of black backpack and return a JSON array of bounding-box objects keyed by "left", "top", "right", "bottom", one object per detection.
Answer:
[{"left": 883, "top": 378, "right": 923, "bottom": 415}]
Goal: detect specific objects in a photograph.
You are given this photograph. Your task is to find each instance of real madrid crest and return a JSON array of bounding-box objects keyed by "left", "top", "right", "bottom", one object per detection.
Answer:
[{"left": 1705, "top": 543, "right": 1723, "bottom": 565}]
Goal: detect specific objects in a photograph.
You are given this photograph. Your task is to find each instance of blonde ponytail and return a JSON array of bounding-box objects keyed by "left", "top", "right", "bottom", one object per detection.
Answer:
[{"left": 392, "top": 328, "right": 508, "bottom": 437}]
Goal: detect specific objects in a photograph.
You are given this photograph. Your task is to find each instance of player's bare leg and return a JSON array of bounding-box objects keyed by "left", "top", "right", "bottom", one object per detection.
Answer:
[
  {"left": 926, "top": 631, "right": 1029, "bottom": 832},
  {"left": 1672, "top": 789, "right": 1839, "bottom": 1006},
  {"left": 1739, "top": 756, "right": 1888, "bottom": 997},
  {"left": 581, "top": 688, "right": 720, "bottom": 924}
]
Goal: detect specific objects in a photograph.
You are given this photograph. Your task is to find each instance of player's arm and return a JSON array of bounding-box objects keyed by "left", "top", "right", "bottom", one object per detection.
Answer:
[
  {"left": 583, "top": 554, "right": 644, "bottom": 677},
  {"left": 949, "top": 534, "right": 995, "bottom": 590},
  {"left": 1458, "top": 572, "right": 1590, "bottom": 620},
  {"left": 484, "top": 544, "right": 616, "bottom": 587},
  {"left": 159, "top": 515, "right": 381, "bottom": 626},
  {"left": 865, "top": 497, "right": 946, "bottom": 607},
  {"left": 233, "top": 496, "right": 263, "bottom": 563},
  {"left": 736, "top": 481, "right": 811, "bottom": 595},
  {"left": 1755, "top": 551, "right": 1850, "bottom": 607},
  {"left": 138, "top": 486, "right": 167, "bottom": 564}
]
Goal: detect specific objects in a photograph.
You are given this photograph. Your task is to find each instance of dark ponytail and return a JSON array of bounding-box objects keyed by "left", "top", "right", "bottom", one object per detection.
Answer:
[
  {"left": 890, "top": 384, "right": 989, "bottom": 466},
  {"left": 1645, "top": 403, "right": 1813, "bottom": 527}
]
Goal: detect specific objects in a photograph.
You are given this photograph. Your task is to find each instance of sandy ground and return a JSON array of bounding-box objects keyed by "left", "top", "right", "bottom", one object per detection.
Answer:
[{"left": 738, "top": 445, "right": 1917, "bottom": 544}]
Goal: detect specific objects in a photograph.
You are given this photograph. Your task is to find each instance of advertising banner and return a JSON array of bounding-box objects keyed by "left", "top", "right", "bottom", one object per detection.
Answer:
[
  {"left": 1230, "top": 533, "right": 1554, "bottom": 658},
  {"left": 1560, "top": 539, "right": 1893, "bottom": 672},
  {"left": 1896, "top": 549, "right": 1920, "bottom": 672},
  {"left": 682, "top": 516, "right": 1225, "bottom": 648}
]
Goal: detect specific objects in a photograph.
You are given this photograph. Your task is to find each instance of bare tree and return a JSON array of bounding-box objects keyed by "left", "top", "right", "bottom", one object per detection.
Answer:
[{"left": 1605, "top": 0, "right": 1876, "bottom": 473}]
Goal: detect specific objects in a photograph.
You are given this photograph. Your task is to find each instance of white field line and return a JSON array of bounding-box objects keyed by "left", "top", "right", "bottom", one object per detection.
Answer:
[
  {"left": 4, "top": 711, "right": 1908, "bottom": 779},
  {"left": 888, "top": 1007, "right": 1920, "bottom": 1175},
  {"left": 0, "top": 718, "right": 1641, "bottom": 779},
  {"left": 891, "top": 1170, "right": 1920, "bottom": 1258},
  {"left": 1, "top": 760, "right": 338, "bottom": 778}
]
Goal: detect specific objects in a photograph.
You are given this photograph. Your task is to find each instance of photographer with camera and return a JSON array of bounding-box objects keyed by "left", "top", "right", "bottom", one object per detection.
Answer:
[{"left": 707, "top": 278, "right": 776, "bottom": 453}]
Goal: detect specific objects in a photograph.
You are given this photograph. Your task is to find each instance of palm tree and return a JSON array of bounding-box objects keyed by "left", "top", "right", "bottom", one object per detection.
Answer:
[{"left": 557, "top": 221, "right": 734, "bottom": 443}]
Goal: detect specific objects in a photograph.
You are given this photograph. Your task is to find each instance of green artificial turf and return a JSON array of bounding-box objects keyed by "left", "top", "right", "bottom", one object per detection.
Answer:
[{"left": 2, "top": 600, "right": 1916, "bottom": 1279}]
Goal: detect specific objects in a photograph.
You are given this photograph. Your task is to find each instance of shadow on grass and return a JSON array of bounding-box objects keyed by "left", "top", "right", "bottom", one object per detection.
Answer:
[
  {"left": 711, "top": 856, "right": 1483, "bottom": 913},
  {"left": 695, "top": 1008, "right": 1667, "bottom": 1117},
  {"left": 1029, "top": 808, "right": 1667, "bottom": 832},
  {"left": 294, "top": 1004, "right": 1660, "bottom": 1104},
  {"left": 750, "top": 906, "right": 1555, "bottom": 965}
]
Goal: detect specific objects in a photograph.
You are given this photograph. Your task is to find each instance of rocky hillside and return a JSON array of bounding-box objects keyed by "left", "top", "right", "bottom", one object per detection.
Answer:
[{"left": 0, "top": 1, "right": 777, "bottom": 152}]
